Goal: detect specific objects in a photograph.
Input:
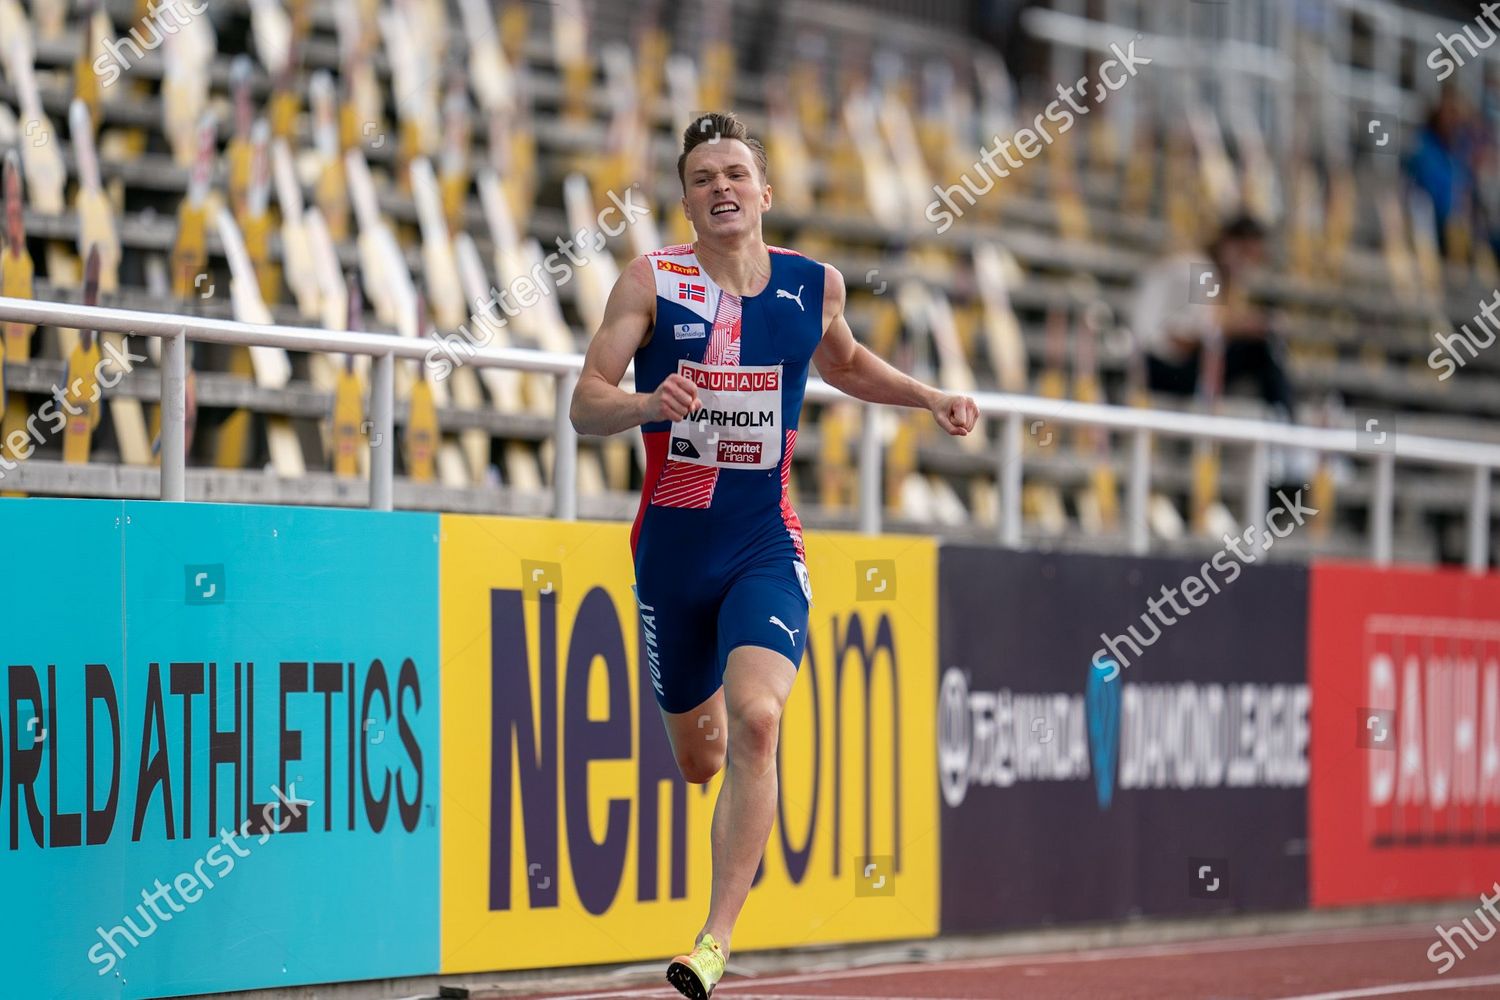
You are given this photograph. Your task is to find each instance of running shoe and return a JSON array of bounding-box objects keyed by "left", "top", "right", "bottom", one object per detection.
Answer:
[{"left": 666, "top": 933, "right": 726, "bottom": 999}]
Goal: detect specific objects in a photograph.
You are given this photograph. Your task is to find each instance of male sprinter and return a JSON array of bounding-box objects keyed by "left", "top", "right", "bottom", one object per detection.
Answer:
[{"left": 570, "top": 112, "right": 977, "bottom": 999}]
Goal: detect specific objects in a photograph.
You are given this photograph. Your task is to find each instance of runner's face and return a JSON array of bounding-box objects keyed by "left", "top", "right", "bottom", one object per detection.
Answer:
[{"left": 681, "top": 140, "right": 770, "bottom": 239}]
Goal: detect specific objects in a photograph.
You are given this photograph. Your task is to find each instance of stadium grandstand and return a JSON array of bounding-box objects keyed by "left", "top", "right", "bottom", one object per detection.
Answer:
[
  {"left": 3, "top": 1, "right": 1500, "bottom": 999},
  {"left": 0, "top": 0, "right": 1492, "bottom": 563}
]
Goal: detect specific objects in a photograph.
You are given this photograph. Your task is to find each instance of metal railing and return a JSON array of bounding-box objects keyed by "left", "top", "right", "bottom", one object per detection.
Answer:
[{"left": 1, "top": 295, "right": 1496, "bottom": 572}]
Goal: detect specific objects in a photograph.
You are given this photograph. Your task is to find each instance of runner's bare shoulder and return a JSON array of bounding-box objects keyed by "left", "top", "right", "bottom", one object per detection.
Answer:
[
  {"left": 603, "top": 255, "right": 658, "bottom": 348},
  {"left": 820, "top": 260, "right": 847, "bottom": 332}
]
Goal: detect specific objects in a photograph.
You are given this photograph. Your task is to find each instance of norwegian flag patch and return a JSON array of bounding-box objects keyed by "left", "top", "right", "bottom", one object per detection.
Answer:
[{"left": 677, "top": 282, "right": 707, "bottom": 303}]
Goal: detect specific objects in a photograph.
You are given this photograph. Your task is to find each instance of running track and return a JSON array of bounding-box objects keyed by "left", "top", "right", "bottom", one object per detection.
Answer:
[{"left": 516, "top": 923, "right": 1500, "bottom": 999}]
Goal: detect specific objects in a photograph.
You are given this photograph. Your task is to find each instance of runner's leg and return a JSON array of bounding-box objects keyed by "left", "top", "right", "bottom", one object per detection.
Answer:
[
  {"left": 659, "top": 687, "right": 728, "bottom": 783},
  {"left": 696, "top": 643, "right": 796, "bottom": 953}
]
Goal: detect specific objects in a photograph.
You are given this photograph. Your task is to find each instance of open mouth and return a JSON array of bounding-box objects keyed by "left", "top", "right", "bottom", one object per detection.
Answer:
[{"left": 710, "top": 202, "right": 739, "bottom": 216}]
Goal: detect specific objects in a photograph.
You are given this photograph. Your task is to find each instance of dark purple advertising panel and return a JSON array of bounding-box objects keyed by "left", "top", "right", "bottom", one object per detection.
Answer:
[{"left": 938, "top": 547, "right": 1309, "bottom": 933}]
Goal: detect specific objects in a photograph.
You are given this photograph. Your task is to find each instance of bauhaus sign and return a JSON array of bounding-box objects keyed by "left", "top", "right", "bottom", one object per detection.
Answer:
[{"left": 1309, "top": 562, "right": 1500, "bottom": 906}]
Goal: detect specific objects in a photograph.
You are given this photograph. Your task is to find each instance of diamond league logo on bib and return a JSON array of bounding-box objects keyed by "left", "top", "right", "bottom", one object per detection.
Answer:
[{"left": 670, "top": 438, "right": 701, "bottom": 458}]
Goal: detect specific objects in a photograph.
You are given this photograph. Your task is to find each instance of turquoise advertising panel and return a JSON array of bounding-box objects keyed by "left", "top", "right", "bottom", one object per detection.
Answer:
[
  {"left": 0, "top": 500, "right": 129, "bottom": 999},
  {"left": 0, "top": 500, "right": 441, "bottom": 999}
]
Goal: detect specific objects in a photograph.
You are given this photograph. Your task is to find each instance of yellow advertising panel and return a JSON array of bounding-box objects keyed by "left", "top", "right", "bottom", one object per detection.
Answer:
[{"left": 440, "top": 515, "right": 937, "bottom": 972}]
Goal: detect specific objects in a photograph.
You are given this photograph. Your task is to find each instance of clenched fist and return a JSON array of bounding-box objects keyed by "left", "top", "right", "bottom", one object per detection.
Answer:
[
  {"left": 931, "top": 393, "right": 979, "bottom": 436},
  {"left": 644, "top": 373, "right": 701, "bottom": 422}
]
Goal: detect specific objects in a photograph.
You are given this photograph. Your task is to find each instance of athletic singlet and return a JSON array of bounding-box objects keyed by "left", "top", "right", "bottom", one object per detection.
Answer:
[
  {"left": 629, "top": 243, "right": 826, "bottom": 712},
  {"left": 631, "top": 243, "right": 824, "bottom": 558}
]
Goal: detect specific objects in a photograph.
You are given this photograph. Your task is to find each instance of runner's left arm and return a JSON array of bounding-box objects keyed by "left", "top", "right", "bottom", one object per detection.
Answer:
[{"left": 811, "top": 263, "right": 978, "bottom": 437}]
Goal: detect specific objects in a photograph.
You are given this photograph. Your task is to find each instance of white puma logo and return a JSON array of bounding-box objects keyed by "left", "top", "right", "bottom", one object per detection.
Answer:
[
  {"left": 769, "top": 615, "right": 799, "bottom": 644},
  {"left": 776, "top": 285, "right": 805, "bottom": 311}
]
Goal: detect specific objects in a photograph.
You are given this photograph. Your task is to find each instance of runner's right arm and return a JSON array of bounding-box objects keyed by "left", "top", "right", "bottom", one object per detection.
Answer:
[{"left": 570, "top": 256, "right": 700, "bottom": 436}]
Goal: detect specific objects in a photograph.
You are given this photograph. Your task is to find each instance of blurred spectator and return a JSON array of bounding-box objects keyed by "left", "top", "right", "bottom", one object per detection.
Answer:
[
  {"left": 1405, "top": 86, "right": 1483, "bottom": 256},
  {"left": 971, "top": 0, "right": 1048, "bottom": 85},
  {"left": 1477, "top": 76, "right": 1500, "bottom": 260},
  {"left": 1129, "top": 214, "right": 1295, "bottom": 418}
]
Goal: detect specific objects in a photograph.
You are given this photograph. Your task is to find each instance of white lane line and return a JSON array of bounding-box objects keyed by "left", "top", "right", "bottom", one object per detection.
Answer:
[
  {"left": 537, "top": 924, "right": 1440, "bottom": 1000},
  {"left": 1271, "top": 972, "right": 1500, "bottom": 999}
]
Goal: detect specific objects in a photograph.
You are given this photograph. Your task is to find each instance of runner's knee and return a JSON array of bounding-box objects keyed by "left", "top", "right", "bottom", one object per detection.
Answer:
[
  {"left": 729, "top": 698, "right": 782, "bottom": 761},
  {"left": 677, "top": 746, "right": 725, "bottom": 784}
]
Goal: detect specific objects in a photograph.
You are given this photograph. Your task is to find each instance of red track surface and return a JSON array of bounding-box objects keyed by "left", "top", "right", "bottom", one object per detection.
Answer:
[{"left": 524, "top": 923, "right": 1500, "bottom": 999}]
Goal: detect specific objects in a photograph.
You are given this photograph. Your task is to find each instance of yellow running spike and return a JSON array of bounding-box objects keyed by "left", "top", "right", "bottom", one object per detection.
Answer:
[{"left": 666, "top": 933, "right": 726, "bottom": 1000}]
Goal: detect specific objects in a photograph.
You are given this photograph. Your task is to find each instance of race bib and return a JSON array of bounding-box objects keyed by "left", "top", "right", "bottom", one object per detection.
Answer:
[{"left": 667, "top": 360, "right": 783, "bottom": 470}]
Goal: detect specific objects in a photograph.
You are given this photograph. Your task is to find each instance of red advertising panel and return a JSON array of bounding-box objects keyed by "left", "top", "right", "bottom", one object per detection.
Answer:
[{"left": 1309, "top": 561, "right": 1500, "bottom": 907}]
